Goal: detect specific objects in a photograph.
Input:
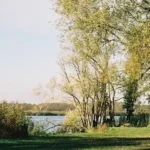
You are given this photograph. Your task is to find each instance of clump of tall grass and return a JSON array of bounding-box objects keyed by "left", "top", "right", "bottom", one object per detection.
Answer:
[{"left": 86, "top": 123, "right": 108, "bottom": 133}]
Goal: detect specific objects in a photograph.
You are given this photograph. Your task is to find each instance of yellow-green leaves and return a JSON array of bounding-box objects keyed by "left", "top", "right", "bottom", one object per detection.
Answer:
[
  {"left": 125, "top": 54, "right": 141, "bottom": 80},
  {"left": 126, "top": 19, "right": 150, "bottom": 80}
]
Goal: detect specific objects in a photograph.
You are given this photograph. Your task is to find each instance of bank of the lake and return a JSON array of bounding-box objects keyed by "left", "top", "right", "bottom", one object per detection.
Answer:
[
  {"left": 26, "top": 111, "right": 66, "bottom": 116},
  {"left": 1, "top": 127, "right": 150, "bottom": 150}
]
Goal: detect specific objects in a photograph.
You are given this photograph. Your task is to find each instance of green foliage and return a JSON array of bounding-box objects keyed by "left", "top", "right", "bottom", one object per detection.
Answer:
[
  {"left": 59, "top": 109, "right": 82, "bottom": 133},
  {"left": 130, "top": 113, "right": 149, "bottom": 127},
  {"left": 29, "top": 122, "right": 47, "bottom": 136},
  {"left": 123, "top": 79, "right": 138, "bottom": 121},
  {"left": 0, "top": 102, "right": 31, "bottom": 138},
  {"left": 119, "top": 113, "right": 149, "bottom": 127}
]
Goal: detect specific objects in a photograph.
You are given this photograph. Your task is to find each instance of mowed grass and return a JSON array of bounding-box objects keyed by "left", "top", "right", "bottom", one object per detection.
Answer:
[{"left": 0, "top": 127, "right": 150, "bottom": 150}]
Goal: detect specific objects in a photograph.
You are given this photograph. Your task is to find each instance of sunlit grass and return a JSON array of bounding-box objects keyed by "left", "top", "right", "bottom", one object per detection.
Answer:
[{"left": 0, "top": 127, "right": 150, "bottom": 150}]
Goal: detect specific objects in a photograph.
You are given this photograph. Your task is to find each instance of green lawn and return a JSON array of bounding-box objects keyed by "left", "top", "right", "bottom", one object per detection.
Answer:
[{"left": 0, "top": 127, "right": 150, "bottom": 150}]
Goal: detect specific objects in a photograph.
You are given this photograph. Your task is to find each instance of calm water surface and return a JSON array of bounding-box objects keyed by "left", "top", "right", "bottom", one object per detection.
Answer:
[
  {"left": 30, "top": 115, "right": 120, "bottom": 133},
  {"left": 30, "top": 116, "right": 65, "bottom": 133}
]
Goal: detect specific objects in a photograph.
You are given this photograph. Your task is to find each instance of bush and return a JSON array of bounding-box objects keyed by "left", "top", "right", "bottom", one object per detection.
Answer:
[
  {"left": 0, "top": 102, "right": 31, "bottom": 138},
  {"left": 29, "top": 122, "right": 47, "bottom": 136},
  {"left": 130, "top": 113, "right": 149, "bottom": 127},
  {"left": 59, "top": 109, "right": 82, "bottom": 133},
  {"left": 119, "top": 113, "right": 149, "bottom": 127}
]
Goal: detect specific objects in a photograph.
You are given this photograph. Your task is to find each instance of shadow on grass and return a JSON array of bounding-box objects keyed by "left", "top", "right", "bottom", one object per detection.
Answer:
[{"left": 0, "top": 136, "right": 150, "bottom": 150}]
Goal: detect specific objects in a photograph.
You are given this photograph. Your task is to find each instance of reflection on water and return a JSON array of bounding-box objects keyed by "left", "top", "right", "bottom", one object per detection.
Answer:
[{"left": 30, "top": 116, "right": 65, "bottom": 133}]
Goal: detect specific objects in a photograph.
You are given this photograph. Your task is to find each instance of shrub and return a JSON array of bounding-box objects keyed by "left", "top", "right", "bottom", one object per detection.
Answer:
[
  {"left": 29, "top": 122, "right": 47, "bottom": 136},
  {"left": 130, "top": 113, "right": 149, "bottom": 127},
  {"left": 59, "top": 109, "right": 82, "bottom": 133},
  {"left": 119, "top": 113, "right": 149, "bottom": 127},
  {"left": 0, "top": 102, "right": 31, "bottom": 138}
]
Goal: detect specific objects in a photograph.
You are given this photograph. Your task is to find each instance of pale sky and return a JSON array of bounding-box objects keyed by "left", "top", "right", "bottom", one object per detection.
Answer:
[{"left": 0, "top": 0, "right": 61, "bottom": 103}]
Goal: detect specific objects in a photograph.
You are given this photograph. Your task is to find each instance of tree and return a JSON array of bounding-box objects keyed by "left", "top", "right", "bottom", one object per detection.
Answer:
[
  {"left": 55, "top": 0, "right": 123, "bottom": 128},
  {"left": 123, "top": 17, "right": 150, "bottom": 120},
  {"left": 54, "top": 0, "right": 150, "bottom": 128}
]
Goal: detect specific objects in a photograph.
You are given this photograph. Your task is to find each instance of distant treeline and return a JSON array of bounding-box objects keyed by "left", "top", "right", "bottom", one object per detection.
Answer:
[
  {"left": 0, "top": 102, "right": 75, "bottom": 115},
  {"left": 0, "top": 102, "right": 149, "bottom": 116}
]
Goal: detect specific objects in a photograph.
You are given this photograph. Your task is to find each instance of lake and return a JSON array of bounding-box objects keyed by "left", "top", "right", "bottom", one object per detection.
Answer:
[
  {"left": 30, "top": 116, "right": 65, "bottom": 133},
  {"left": 30, "top": 115, "right": 121, "bottom": 133}
]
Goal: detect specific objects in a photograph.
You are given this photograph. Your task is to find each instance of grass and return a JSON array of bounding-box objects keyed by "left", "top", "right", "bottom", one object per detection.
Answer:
[{"left": 0, "top": 127, "right": 150, "bottom": 150}]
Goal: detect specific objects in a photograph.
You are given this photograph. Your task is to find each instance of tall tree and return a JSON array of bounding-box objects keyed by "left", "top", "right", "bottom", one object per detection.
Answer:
[
  {"left": 55, "top": 0, "right": 150, "bottom": 128},
  {"left": 55, "top": 0, "right": 122, "bottom": 128}
]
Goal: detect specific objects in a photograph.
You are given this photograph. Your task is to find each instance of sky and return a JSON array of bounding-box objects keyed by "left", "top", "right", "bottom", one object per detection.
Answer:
[{"left": 0, "top": 0, "right": 61, "bottom": 103}]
